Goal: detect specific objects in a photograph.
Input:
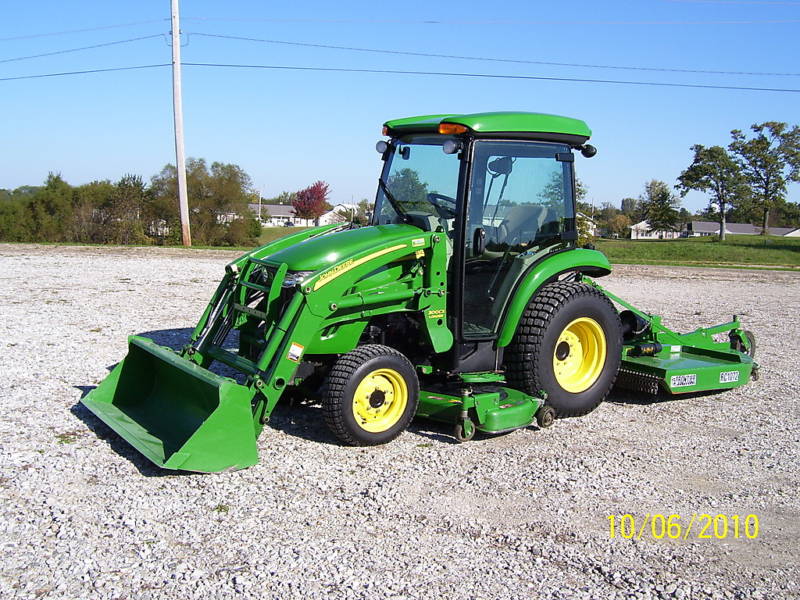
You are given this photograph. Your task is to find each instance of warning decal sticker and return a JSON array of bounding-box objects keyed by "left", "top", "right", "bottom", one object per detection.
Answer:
[{"left": 670, "top": 374, "right": 697, "bottom": 388}]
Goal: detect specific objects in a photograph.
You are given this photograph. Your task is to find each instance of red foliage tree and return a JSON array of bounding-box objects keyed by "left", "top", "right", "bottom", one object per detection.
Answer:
[{"left": 292, "top": 181, "right": 331, "bottom": 223}]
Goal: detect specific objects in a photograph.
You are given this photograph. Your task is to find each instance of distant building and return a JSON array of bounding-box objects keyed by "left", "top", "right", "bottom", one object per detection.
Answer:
[
  {"left": 685, "top": 221, "right": 800, "bottom": 237},
  {"left": 248, "top": 203, "right": 362, "bottom": 227},
  {"left": 768, "top": 226, "right": 800, "bottom": 237},
  {"left": 249, "top": 203, "right": 313, "bottom": 227},
  {"left": 630, "top": 220, "right": 681, "bottom": 240},
  {"left": 577, "top": 212, "right": 599, "bottom": 237}
]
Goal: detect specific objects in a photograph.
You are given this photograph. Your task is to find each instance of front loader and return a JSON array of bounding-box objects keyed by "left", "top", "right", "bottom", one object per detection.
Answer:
[{"left": 81, "top": 112, "right": 757, "bottom": 472}]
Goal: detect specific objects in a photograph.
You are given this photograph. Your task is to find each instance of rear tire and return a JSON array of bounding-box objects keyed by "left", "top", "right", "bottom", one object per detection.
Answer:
[
  {"left": 506, "top": 282, "right": 622, "bottom": 418},
  {"left": 322, "top": 345, "right": 418, "bottom": 446}
]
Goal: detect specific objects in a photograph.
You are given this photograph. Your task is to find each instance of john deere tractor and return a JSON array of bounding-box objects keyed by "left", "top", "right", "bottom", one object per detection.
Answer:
[{"left": 81, "top": 112, "right": 757, "bottom": 472}]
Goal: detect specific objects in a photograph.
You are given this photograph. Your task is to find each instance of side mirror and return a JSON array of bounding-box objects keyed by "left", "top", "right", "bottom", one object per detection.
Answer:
[
  {"left": 473, "top": 227, "right": 486, "bottom": 256},
  {"left": 488, "top": 156, "right": 513, "bottom": 175},
  {"left": 442, "top": 140, "right": 462, "bottom": 155}
]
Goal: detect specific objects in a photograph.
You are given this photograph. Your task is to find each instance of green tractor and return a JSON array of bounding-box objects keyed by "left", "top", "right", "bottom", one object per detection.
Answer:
[{"left": 81, "top": 112, "right": 757, "bottom": 472}]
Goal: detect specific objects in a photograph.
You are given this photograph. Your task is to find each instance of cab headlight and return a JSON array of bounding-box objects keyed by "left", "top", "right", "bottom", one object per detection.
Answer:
[{"left": 282, "top": 271, "right": 314, "bottom": 288}]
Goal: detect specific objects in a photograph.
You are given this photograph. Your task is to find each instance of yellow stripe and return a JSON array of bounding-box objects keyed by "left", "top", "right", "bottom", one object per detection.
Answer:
[{"left": 312, "top": 244, "right": 407, "bottom": 290}]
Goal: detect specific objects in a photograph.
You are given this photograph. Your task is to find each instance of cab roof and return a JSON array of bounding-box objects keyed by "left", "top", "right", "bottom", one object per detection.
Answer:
[{"left": 383, "top": 111, "right": 591, "bottom": 145}]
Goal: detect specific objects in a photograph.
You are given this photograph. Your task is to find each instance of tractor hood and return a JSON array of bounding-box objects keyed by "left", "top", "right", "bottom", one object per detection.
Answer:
[{"left": 266, "top": 224, "right": 424, "bottom": 272}]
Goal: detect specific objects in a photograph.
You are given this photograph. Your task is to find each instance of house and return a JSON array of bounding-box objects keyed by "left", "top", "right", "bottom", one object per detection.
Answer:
[
  {"left": 248, "top": 203, "right": 315, "bottom": 227},
  {"left": 630, "top": 220, "right": 681, "bottom": 240},
  {"left": 767, "top": 226, "right": 800, "bottom": 237},
  {"left": 248, "top": 203, "right": 363, "bottom": 227},
  {"left": 577, "top": 212, "right": 599, "bottom": 237},
  {"left": 685, "top": 221, "right": 800, "bottom": 237},
  {"left": 685, "top": 221, "right": 759, "bottom": 237}
]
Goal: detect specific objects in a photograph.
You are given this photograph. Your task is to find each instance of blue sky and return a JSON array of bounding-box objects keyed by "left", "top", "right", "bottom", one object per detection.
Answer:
[{"left": 1, "top": 0, "right": 798, "bottom": 213}]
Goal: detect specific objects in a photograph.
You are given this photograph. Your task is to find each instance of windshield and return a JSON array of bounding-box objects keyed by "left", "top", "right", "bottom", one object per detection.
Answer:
[{"left": 374, "top": 135, "right": 461, "bottom": 228}]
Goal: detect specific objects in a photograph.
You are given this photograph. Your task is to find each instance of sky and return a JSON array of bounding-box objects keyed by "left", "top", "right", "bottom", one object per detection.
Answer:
[{"left": 1, "top": 0, "right": 799, "bottom": 213}]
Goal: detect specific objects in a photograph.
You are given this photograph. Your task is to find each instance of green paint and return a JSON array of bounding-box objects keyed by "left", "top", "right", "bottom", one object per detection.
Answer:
[
  {"left": 417, "top": 387, "right": 542, "bottom": 433},
  {"left": 81, "top": 337, "right": 259, "bottom": 472},
  {"left": 589, "top": 279, "right": 756, "bottom": 394},
  {"left": 496, "top": 248, "right": 612, "bottom": 347},
  {"left": 385, "top": 111, "right": 591, "bottom": 140},
  {"left": 80, "top": 110, "right": 755, "bottom": 472}
]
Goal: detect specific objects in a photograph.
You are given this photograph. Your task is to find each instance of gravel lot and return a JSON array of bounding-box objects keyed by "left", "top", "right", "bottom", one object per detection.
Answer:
[{"left": 1, "top": 243, "right": 798, "bottom": 600}]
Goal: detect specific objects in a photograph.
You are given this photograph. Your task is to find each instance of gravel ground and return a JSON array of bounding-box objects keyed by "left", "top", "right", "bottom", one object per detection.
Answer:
[{"left": 1, "top": 243, "right": 798, "bottom": 600}]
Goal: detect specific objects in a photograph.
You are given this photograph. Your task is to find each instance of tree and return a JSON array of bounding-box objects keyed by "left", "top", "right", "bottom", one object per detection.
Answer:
[
  {"left": 777, "top": 201, "right": 800, "bottom": 226},
  {"left": 293, "top": 181, "right": 331, "bottom": 224},
  {"left": 387, "top": 169, "right": 428, "bottom": 210},
  {"left": 639, "top": 180, "right": 681, "bottom": 233},
  {"left": 540, "top": 174, "right": 587, "bottom": 211},
  {"left": 729, "top": 121, "right": 800, "bottom": 234},
  {"left": 150, "top": 159, "right": 258, "bottom": 245},
  {"left": 262, "top": 191, "right": 296, "bottom": 206},
  {"left": 620, "top": 197, "right": 638, "bottom": 217},
  {"left": 105, "top": 175, "right": 149, "bottom": 245},
  {"left": 73, "top": 180, "right": 115, "bottom": 243},
  {"left": 677, "top": 145, "right": 746, "bottom": 241},
  {"left": 607, "top": 213, "right": 632, "bottom": 238},
  {"left": 25, "top": 173, "right": 75, "bottom": 242}
]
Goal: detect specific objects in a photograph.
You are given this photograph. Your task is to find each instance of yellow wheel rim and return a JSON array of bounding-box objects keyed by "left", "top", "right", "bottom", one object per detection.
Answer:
[
  {"left": 352, "top": 368, "right": 409, "bottom": 433},
  {"left": 552, "top": 317, "right": 607, "bottom": 393}
]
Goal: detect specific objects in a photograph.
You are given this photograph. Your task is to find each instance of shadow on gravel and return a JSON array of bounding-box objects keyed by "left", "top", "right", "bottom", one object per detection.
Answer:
[
  {"left": 68, "top": 327, "right": 207, "bottom": 478},
  {"left": 69, "top": 396, "right": 194, "bottom": 478},
  {"left": 267, "top": 390, "right": 472, "bottom": 445},
  {"left": 607, "top": 386, "right": 724, "bottom": 406},
  {"left": 133, "top": 327, "right": 194, "bottom": 350},
  {"left": 72, "top": 327, "right": 524, "bottom": 469}
]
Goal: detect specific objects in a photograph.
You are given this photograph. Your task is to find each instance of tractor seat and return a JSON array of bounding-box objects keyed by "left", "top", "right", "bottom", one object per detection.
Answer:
[{"left": 496, "top": 204, "right": 548, "bottom": 246}]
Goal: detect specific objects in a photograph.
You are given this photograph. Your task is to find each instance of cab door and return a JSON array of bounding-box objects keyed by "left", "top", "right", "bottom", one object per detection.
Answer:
[{"left": 460, "top": 140, "right": 576, "bottom": 340}]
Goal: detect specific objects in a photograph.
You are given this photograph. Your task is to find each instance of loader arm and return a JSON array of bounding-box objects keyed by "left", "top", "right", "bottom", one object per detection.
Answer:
[{"left": 82, "top": 224, "right": 451, "bottom": 472}]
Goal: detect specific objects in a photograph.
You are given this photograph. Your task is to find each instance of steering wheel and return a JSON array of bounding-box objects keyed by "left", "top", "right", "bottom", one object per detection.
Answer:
[{"left": 427, "top": 193, "right": 457, "bottom": 219}]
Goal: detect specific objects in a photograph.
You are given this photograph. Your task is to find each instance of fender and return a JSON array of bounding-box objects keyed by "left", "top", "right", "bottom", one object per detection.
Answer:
[{"left": 496, "top": 248, "right": 612, "bottom": 347}]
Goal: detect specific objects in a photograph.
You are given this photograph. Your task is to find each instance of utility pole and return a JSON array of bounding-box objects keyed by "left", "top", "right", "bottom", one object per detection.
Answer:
[{"left": 171, "top": 0, "right": 191, "bottom": 246}]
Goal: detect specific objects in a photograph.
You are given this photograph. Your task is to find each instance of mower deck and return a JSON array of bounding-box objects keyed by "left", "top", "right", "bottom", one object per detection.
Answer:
[{"left": 416, "top": 385, "right": 544, "bottom": 434}]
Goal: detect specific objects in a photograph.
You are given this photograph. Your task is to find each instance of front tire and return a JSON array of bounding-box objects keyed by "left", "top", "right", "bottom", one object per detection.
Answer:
[
  {"left": 322, "top": 345, "right": 419, "bottom": 446},
  {"left": 506, "top": 282, "right": 622, "bottom": 418}
]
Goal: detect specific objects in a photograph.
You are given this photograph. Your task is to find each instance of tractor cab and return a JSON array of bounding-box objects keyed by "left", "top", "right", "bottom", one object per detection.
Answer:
[{"left": 375, "top": 112, "right": 593, "bottom": 369}]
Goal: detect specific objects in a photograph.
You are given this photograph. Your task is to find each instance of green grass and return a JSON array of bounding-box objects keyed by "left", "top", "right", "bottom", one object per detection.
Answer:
[
  {"left": 258, "top": 226, "right": 312, "bottom": 246},
  {"left": 6, "top": 229, "right": 798, "bottom": 270},
  {"left": 595, "top": 235, "right": 800, "bottom": 268}
]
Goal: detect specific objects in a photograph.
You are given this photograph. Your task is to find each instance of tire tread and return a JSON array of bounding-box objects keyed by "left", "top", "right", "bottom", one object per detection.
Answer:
[
  {"left": 322, "top": 344, "right": 417, "bottom": 446},
  {"left": 506, "top": 281, "right": 621, "bottom": 418}
]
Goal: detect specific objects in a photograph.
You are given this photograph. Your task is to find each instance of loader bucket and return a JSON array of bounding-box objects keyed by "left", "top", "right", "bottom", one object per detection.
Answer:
[{"left": 81, "top": 336, "right": 259, "bottom": 472}]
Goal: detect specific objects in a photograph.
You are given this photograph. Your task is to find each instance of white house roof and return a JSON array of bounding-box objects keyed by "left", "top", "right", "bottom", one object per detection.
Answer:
[
  {"left": 766, "top": 226, "right": 797, "bottom": 236},
  {"left": 248, "top": 203, "right": 296, "bottom": 217},
  {"left": 689, "top": 221, "right": 798, "bottom": 236}
]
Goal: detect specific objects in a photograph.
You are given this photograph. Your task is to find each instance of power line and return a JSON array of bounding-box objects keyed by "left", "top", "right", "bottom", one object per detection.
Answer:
[
  {"left": 665, "top": 0, "right": 800, "bottom": 5},
  {"left": 0, "top": 34, "right": 165, "bottom": 64},
  {"left": 191, "top": 31, "right": 800, "bottom": 77},
  {"left": 182, "top": 15, "right": 800, "bottom": 25},
  {"left": 2, "top": 61, "right": 798, "bottom": 93},
  {"left": 0, "top": 64, "right": 170, "bottom": 82},
  {"left": 0, "top": 19, "right": 169, "bottom": 42},
  {"left": 182, "top": 61, "right": 800, "bottom": 93}
]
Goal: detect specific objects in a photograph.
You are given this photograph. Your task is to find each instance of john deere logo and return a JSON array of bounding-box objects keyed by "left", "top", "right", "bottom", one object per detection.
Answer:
[{"left": 314, "top": 259, "right": 354, "bottom": 289}]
